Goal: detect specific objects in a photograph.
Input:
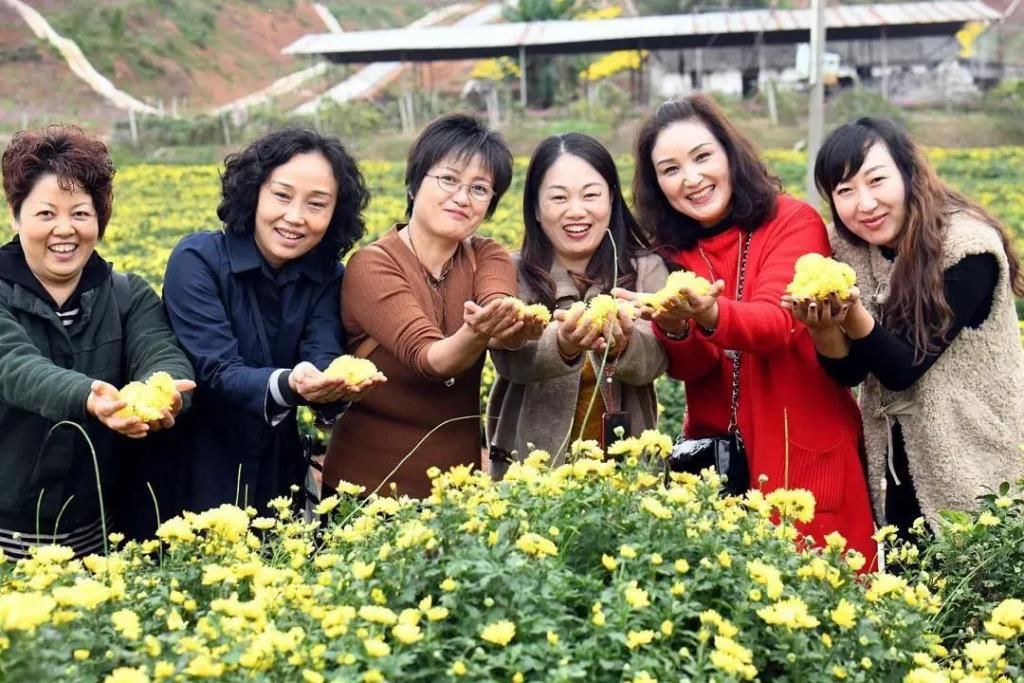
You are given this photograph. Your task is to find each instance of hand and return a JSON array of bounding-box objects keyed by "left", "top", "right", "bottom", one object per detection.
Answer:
[
  {"left": 553, "top": 305, "right": 604, "bottom": 358},
  {"left": 147, "top": 379, "right": 196, "bottom": 432},
  {"left": 463, "top": 299, "right": 521, "bottom": 341},
  {"left": 86, "top": 380, "right": 149, "bottom": 439},
  {"left": 613, "top": 282, "right": 724, "bottom": 335},
  {"left": 781, "top": 288, "right": 859, "bottom": 334},
  {"left": 289, "top": 361, "right": 387, "bottom": 404},
  {"left": 492, "top": 314, "right": 546, "bottom": 350}
]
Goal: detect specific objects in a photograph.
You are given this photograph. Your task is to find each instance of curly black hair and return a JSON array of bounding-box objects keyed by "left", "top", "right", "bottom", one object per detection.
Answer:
[{"left": 217, "top": 128, "right": 370, "bottom": 261}]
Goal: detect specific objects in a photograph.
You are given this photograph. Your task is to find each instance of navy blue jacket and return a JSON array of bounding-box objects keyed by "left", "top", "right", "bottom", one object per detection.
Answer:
[{"left": 163, "top": 230, "right": 345, "bottom": 511}]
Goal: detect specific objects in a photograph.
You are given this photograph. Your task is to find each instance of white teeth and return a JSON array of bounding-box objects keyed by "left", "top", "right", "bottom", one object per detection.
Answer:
[
  {"left": 563, "top": 225, "right": 590, "bottom": 234},
  {"left": 688, "top": 186, "right": 714, "bottom": 201},
  {"left": 276, "top": 229, "right": 302, "bottom": 240},
  {"left": 49, "top": 244, "right": 76, "bottom": 253}
]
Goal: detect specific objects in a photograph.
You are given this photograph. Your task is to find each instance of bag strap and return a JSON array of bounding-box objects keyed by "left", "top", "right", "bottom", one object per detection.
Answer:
[
  {"left": 111, "top": 271, "right": 132, "bottom": 327},
  {"left": 349, "top": 237, "right": 477, "bottom": 360},
  {"left": 727, "top": 231, "right": 753, "bottom": 432}
]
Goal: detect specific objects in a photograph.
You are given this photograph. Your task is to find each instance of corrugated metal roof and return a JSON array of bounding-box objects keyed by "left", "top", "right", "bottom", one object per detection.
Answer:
[{"left": 283, "top": 1, "right": 1000, "bottom": 62}]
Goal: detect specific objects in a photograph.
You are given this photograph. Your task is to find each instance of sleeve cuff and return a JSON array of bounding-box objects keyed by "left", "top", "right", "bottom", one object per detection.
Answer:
[{"left": 270, "top": 368, "right": 304, "bottom": 407}]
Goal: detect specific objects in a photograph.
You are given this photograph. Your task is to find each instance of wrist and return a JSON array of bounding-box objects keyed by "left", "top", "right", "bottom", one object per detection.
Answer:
[
  {"left": 844, "top": 302, "right": 875, "bottom": 340},
  {"left": 658, "top": 319, "right": 690, "bottom": 340},
  {"left": 693, "top": 302, "right": 719, "bottom": 331},
  {"left": 556, "top": 335, "right": 581, "bottom": 362}
]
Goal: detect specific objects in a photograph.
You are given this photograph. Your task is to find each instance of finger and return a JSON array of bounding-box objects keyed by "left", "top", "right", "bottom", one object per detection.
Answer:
[
  {"left": 611, "top": 287, "right": 637, "bottom": 302},
  {"left": 174, "top": 379, "right": 196, "bottom": 393},
  {"left": 709, "top": 280, "right": 726, "bottom": 297},
  {"left": 96, "top": 399, "right": 130, "bottom": 419},
  {"left": 807, "top": 300, "right": 820, "bottom": 324}
]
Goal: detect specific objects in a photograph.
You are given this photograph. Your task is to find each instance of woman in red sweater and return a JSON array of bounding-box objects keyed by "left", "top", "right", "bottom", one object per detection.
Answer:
[{"left": 620, "top": 96, "right": 876, "bottom": 565}]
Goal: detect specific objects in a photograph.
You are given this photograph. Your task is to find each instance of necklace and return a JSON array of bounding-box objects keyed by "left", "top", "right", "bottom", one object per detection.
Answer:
[
  {"left": 405, "top": 224, "right": 458, "bottom": 388},
  {"left": 696, "top": 231, "right": 746, "bottom": 299},
  {"left": 407, "top": 225, "right": 456, "bottom": 287}
]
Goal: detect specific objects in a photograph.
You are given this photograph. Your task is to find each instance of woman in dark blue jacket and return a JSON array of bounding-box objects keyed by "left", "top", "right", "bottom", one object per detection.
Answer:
[{"left": 163, "top": 128, "right": 379, "bottom": 512}]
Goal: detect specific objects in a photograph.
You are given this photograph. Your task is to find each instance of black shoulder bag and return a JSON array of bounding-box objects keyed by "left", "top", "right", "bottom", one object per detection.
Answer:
[{"left": 667, "top": 232, "right": 752, "bottom": 496}]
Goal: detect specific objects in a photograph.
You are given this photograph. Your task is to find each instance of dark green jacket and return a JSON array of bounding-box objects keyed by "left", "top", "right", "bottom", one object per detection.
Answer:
[{"left": 0, "top": 266, "right": 194, "bottom": 531}]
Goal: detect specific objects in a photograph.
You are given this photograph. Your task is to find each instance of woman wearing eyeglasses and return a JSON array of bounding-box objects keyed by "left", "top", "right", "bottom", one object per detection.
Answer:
[{"left": 323, "top": 114, "right": 532, "bottom": 498}]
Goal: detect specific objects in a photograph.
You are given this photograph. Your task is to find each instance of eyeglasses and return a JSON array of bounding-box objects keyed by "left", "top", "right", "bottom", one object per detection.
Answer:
[{"left": 424, "top": 173, "right": 494, "bottom": 202}]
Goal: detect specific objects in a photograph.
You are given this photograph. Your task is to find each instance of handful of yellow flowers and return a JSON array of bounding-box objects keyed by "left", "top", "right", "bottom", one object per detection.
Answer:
[
  {"left": 115, "top": 371, "right": 176, "bottom": 421},
  {"left": 641, "top": 270, "right": 713, "bottom": 311},
  {"left": 503, "top": 296, "right": 552, "bottom": 325},
  {"left": 786, "top": 254, "right": 857, "bottom": 299},
  {"left": 566, "top": 294, "right": 637, "bottom": 332},
  {"left": 324, "top": 355, "right": 380, "bottom": 385}
]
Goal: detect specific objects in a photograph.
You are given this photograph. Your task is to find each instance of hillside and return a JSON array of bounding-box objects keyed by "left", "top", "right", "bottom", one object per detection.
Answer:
[{"left": 0, "top": 0, "right": 456, "bottom": 128}]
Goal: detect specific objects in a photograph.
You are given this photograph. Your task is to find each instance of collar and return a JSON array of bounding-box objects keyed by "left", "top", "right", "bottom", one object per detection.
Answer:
[
  {"left": 224, "top": 229, "right": 328, "bottom": 284},
  {"left": 697, "top": 216, "right": 737, "bottom": 241},
  {"left": 0, "top": 237, "right": 112, "bottom": 310}
]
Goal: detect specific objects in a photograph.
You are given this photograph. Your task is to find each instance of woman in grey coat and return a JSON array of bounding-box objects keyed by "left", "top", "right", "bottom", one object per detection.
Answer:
[{"left": 486, "top": 134, "right": 668, "bottom": 473}]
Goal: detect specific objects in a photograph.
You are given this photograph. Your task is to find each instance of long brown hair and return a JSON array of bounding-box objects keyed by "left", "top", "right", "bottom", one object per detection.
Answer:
[
  {"left": 815, "top": 117, "right": 1024, "bottom": 361},
  {"left": 633, "top": 95, "right": 781, "bottom": 252},
  {"left": 519, "top": 133, "right": 649, "bottom": 308}
]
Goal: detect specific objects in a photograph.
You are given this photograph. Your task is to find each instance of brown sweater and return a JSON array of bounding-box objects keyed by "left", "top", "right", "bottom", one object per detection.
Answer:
[{"left": 324, "top": 226, "right": 516, "bottom": 498}]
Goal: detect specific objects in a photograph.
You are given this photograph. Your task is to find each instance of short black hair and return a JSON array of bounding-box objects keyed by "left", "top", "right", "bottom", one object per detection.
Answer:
[
  {"left": 217, "top": 128, "right": 370, "bottom": 261},
  {"left": 404, "top": 114, "right": 513, "bottom": 220}
]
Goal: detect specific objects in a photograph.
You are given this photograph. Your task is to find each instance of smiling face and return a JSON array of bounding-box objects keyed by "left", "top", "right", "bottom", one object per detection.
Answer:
[
  {"left": 253, "top": 152, "right": 338, "bottom": 269},
  {"left": 12, "top": 173, "right": 99, "bottom": 297},
  {"left": 651, "top": 119, "right": 733, "bottom": 228},
  {"left": 535, "top": 153, "right": 611, "bottom": 272},
  {"left": 830, "top": 142, "right": 907, "bottom": 248},
  {"left": 409, "top": 154, "right": 494, "bottom": 243}
]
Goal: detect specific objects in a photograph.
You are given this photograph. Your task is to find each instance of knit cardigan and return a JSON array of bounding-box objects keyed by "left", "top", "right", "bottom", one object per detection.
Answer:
[
  {"left": 486, "top": 253, "right": 669, "bottom": 468},
  {"left": 656, "top": 196, "right": 876, "bottom": 562},
  {"left": 829, "top": 211, "right": 1024, "bottom": 526}
]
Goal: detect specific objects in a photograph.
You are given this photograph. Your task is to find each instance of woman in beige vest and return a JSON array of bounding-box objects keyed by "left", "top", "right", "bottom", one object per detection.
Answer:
[
  {"left": 784, "top": 117, "right": 1024, "bottom": 536},
  {"left": 486, "top": 133, "right": 668, "bottom": 471}
]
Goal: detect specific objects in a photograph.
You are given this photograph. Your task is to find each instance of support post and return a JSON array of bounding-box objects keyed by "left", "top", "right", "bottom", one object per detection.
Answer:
[
  {"left": 806, "top": 0, "right": 826, "bottom": 205},
  {"left": 519, "top": 45, "right": 527, "bottom": 108}
]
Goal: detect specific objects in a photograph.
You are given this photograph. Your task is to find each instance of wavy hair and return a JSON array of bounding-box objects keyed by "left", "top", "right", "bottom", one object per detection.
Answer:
[
  {"left": 520, "top": 133, "right": 650, "bottom": 308},
  {"left": 633, "top": 95, "right": 780, "bottom": 252},
  {"left": 217, "top": 128, "right": 369, "bottom": 261},
  {"left": 815, "top": 117, "right": 1024, "bottom": 361}
]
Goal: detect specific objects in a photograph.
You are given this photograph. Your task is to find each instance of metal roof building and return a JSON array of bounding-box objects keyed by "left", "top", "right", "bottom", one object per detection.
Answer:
[{"left": 284, "top": 1, "right": 1001, "bottom": 63}]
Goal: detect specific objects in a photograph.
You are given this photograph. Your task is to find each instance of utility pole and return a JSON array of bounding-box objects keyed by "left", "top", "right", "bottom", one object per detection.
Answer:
[{"left": 806, "top": 0, "right": 826, "bottom": 205}]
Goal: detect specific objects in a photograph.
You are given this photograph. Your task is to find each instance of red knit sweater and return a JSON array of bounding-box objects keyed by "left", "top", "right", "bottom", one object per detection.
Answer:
[{"left": 656, "top": 196, "right": 876, "bottom": 565}]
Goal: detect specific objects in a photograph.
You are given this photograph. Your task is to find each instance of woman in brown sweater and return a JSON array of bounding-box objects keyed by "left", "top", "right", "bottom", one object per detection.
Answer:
[{"left": 324, "top": 114, "right": 531, "bottom": 498}]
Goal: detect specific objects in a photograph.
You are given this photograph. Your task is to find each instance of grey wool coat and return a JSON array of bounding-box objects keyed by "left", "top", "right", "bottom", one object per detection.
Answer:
[{"left": 486, "top": 253, "right": 669, "bottom": 472}]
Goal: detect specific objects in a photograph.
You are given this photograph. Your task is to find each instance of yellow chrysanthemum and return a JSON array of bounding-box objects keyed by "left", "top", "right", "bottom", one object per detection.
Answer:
[
  {"left": 480, "top": 619, "right": 516, "bottom": 646},
  {"left": 626, "top": 629, "right": 655, "bottom": 649},
  {"left": 985, "top": 598, "right": 1024, "bottom": 639},
  {"left": 757, "top": 597, "right": 820, "bottom": 629},
  {"left": 642, "top": 269, "right": 713, "bottom": 311},
  {"left": 786, "top": 253, "right": 857, "bottom": 299},
  {"left": 116, "top": 371, "right": 176, "bottom": 421},
  {"left": 503, "top": 296, "right": 552, "bottom": 325},
  {"left": 0, "top": 592, "right": 57, "bottom": 632},
  {"left": 324, "top": 355, "right": 380, "bottom": 385}
]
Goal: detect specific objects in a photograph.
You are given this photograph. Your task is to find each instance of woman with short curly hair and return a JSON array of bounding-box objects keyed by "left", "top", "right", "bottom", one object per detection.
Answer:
[
  {"left": 0, "top": 125, "right": 194, "bottom": 558},
  {"left": 163, "top": 128, "right": 382, "bottom": 513}
]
